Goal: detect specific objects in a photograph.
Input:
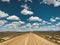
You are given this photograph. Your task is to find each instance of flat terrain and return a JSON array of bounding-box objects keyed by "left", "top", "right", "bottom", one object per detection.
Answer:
[
  {"left": 0, "top": 32, "right": 60, "bottom": 45},
  {"left": 34, "top": 31, "right": 60, "bottom": 45},
  {"left": 0, "top": 32, "right": 26, "bottom": 43},
  {"left": 0, "top": 33, "right": 57, "bottom": 45}
]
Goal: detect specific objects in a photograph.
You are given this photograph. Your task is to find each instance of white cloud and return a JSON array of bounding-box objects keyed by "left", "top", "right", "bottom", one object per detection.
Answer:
[
  {"left": 32, "top": 23, "right": 40, "bottom": 28},
  {"left": 2, "top": 21, "right": 25, "bottom": 32},
  {"left": 0, "top": 20, "right": 7, "bottom": 26},
  {"left": 3, "top": 23, "right": 19, "bottom": 31},
  {"left": 56, "top": 22, "right": 60, "bottom": 26},
  {"left": 0, "top": 10, "right": 9, "bottom": 18},
  {"left": 28, "top": 16, "right": 42, "bottom": 22},
  {"left": 28, "top": 0, "right": 32, "bottom": 2},
  {"left": 7, "top": 15, "right": 20, "bottom": 20},
  {"left": 41, "top": 0, "right": 60, "bottom": 7},
  {"left": 21, "top": 9, "right": 33, "bottom": 15},
  {"left": 42, "top": 0, "right": 55, "bottom": 5},
  {"left": 11, "top": 21, "right": 25, "bottom": 25},
  {"left": 1, "top": 22, "right": 60, "bottom": 32},
  {"left": 20, "top": 24, "right": 59, "bottom": 31},
  {"left": 21, "top": 4, "right": 33, "bottom": 15},
  {"left": 25, "top": 23, "right": 32, "bottom": 28},
  {"left": 50, "top": 17, "right": 60, "bottom": 22},
  {"left": 25, "top": 0, "right": 32, "bottom": 2},
  {"left": 42, "top": 20, "right": 48, "bottom": 24},
  {"left": 5, "top": 22, "right": 20, "bottom": 27},
  {"left": 50, "top": 18, "right": 56, "bottom": 22},
  {"left": 42, "top": 20, "right": 51, "bottom": 24},
  {"left": 21, "top": 4, "right": 29, "bottom": 9},
  {"left": 1, "top": 0, "right": 10, "bottom": 2},
  {"left": 4, "top": 21, "right": 25, "bottom": 29},
  {"left": 54, "top": 1, "right": 60, "bottom": 7},
  {"left": 19, "top": 21, "right": 25, "bottom": 24},
  {"left": 18, "top": 0, "right": 32, "bottom": 3},
  {"left": 55, "top": 17, "right": 60, "bottom": 20},
  {"left": 47, "top": 22, "right": 51, "bottom": 24},
  {"left": 32, "top": 23, "right": 39, "bottom": 26}
]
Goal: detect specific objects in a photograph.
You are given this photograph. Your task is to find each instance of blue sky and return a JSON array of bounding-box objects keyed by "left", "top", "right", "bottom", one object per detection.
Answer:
[
  {"left": 0, "top": 0, "right": 60, "bottom": 21},
  {"left": 0, "top": 0, "right": 60, "bottom": 32}
]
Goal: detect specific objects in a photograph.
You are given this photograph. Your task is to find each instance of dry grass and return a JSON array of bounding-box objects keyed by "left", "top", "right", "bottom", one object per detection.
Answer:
[
  {"left": 0, "top": 31, "right": 60, "bottom": 45},
  {"left": 1, "top": 33, "right": 57, "bottom": 45},
  {"left": 34, "top": 31, "right": 60, "bottom": 45},
  {"left": 0, "top": 32, "right": 26, "bottom": 43}
]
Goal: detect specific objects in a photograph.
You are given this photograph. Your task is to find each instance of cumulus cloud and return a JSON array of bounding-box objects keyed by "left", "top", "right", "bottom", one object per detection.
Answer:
[
  {"left": 21, "top": 4, "right": 33, "bottom": 15},
  {"left": 0, "top": 10, "right": 9, "bottom": 18},
  {"left": 1, "top": 22, "right": 60, "bottom": 32},
  {"left": 21, "top": 9, "right": 33, "bottom": 15},
  {"left": 21, "top": 23, "right": 40, "bottom": 29},
  {"left": 4, "top": 21, "right": 25, "bottom": 28},
  {"left": 19, "top": 23, "right": 32, "bottom": 30},
  {"left": 21, "top": 4, "right": 29, "bottom": 9},
  {"left": 42, "top": 20, "right": 51, "bottom": 24},
  {"left": 24, "top": 0, "right": 32, "bottom": 2},
  {"left": 18, "top": 0, "right": 32, "bottom": 2},
  {"left": 55, "top": 17, "right": 60, "bottom": 20},
  {"left": 1, "top": 0, "right": 10, "bottom": 2},
  {"left": 47, "top": 22, "right": 51, "bottom": 24},
  {"left": 41, "top": 0, "right": 60, "bottom": 7},
  {"left": 42, "top": 20, "right": 48, "bottom": 24},
  {"left": 1, "top": 16, "right": 60, "bottom": 32},
  {"left": 19, "top": 23, "right": 60, "bottom": 31},
  {"left": 56, "top": 22, "right": 60, "bottom": 26},
  {"left": 3, "top": 21, "right": 25, "bottom": 31},
  {"left": 19, "top": 21, "right": 25, "bottom": 24},
  {"left": 54, "top": 1, "right": 60, "bottom": 7},
  {"left": 32, "top": 23, "right": 39, "bottom": 26},
  {"left": 3, "top": 22, "right": 19, "bottom": 31},
  {"left": 5, "top": 22, "right": 20, "bottom": 27},
  {"left": 25, "top": 23, "right": 32, "bottom": 28},
  {"left": 28, "top": 0, "right": 32, "bottom": 2},
  {"left": 0, "top": 20, "right": 7, "bottom": 26},
  {"left": 50, "top": 18, "right": 56, "bottom": 22},
  {"left": 28, "top": 16, "right": 42, "bottom": 22},
  {"left": 7, "top": 15, "right": 20, "bottom": 20},
  {"left": 50, "top": 16, "right": 60, "bottom": 22},
  {"left": 32, "top": 23, "right": 40, "bottom": 28}
]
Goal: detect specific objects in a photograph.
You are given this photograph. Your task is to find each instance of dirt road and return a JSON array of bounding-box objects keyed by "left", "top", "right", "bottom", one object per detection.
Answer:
[{"left": 0, "top": 33, "right": 57, "bottom": 45}]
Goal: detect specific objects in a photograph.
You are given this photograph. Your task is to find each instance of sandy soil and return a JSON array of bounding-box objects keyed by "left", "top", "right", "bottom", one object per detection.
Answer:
[{"left": 0, "top": 33, "right": 57, "bottom": 45}]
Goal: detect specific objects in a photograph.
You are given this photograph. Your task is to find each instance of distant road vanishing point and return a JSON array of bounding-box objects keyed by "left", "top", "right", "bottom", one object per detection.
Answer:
[{"left": 0, "top": 33, "right": 57, "bottom": 45}]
